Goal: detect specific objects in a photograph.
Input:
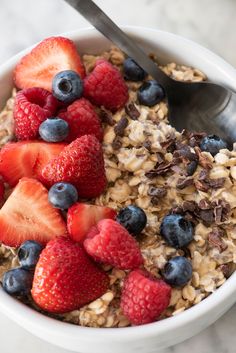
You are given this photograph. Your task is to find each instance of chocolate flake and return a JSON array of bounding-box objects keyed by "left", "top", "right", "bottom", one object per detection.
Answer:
[
  {"left": 156, "top": 152, "right": 164, "bottom": 164},
  {"left": 219, "top": 264, "right": 232, "bottom": 278},
  {"left": 114, "top": 116, "right": 128, "bottom": 136},
  {"left": 175, "top": 143, "right": 198, "bottom": 162},
  {"left": 161, "top": 137, "right": 176, "bottom": 152},
  {"left": 208, "top": 228, "right": 227, "bottom": 252},
  {"left": 99, "top": 109, "right": 115, "bottom": 126},
  {"left": 182, "top": 201, "right": 198, "bottom": 213},
  {"left": 125, "top": 102, "right": 140, "bottom": 120},
  {"left": 195, "top": 147, "right": 212, "bottom": 169},
  {"left": 148, "top": 186, "right": 167, "bottom": 198},
  {"left": 143, "top": 140, "right": 152, "bottom": 151},
  {"left": 176, "top": 177, "right": 194, "bottom": 189},
  {"left": 112, "top": 136, "right": 122, "bottom": 150},
  {"left": 207, "top": 178, "right": 226, "bottom": 189},
  {"left": 187, "top": 160, "right": 198, "bottom": 176},
  {"left": 145, "top": 161, "right": 175, "bottom": 178}
]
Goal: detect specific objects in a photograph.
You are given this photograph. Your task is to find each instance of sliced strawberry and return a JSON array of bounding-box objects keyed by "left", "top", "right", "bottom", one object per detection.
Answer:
[
  {"left": 14, "top": 36, "right": 85, "bottom": 92},
  {"left": 0, "top": 178, "right": 67, "bottom": 247},
  {"left": 67, "top": 203, "right": 117, "bottom": 242},
  {"left": 0, "top": 141, "right": 66, "bottom": 187}
]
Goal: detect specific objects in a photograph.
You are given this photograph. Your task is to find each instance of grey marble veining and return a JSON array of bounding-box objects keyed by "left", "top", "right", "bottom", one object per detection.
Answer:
[{"left": 0, "top": 0, "right": 236, "bottom": 352}]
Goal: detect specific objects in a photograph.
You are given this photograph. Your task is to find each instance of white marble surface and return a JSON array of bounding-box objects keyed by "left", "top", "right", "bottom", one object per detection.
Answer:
[{"left": 1, "top": 0, "right": 236, "bottom": 352}]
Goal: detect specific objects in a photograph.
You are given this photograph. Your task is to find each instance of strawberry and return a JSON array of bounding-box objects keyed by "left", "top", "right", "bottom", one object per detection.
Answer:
[
  {"left": 41, "top": 135, "right": 107, "bottom": 199},
  {"left": 84, "top": 59, "right": 128, "bottom": 111},
  {"left": 14, "top": 36, "right": 85, "bottom": 92},
  {"left": 13, "top": 87, "right": 58, "bottom": 140},
  {"left": 67, "top": 203, "right": 116, "bottom": 242},
  {"left": 84, "top": 219, "right": 143, "bottom": 270},
  {"left": 120, "top": 269, "right": 171, "bottom": 325},
  {"left": 0, "top": 141, "right": 66, "bottom": 187},
  {"left": 0, "top": 178, "right": 67, "bottom": 247},
  {"left": 58, "top": 98, "right": 103, "bottom": 142},
  {"left": 31, "top": 236, "right": 109, "bottom": 313}
]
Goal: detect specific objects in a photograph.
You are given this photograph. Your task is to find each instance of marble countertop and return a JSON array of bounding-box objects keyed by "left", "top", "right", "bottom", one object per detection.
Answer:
[{"left": 1, "top": 0, "right": 236, "bottom": 352}]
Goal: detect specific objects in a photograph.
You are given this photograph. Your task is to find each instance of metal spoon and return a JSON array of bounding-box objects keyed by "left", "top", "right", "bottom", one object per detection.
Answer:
[{"left": 65, "top": 0, "right": 236, "bottom": 146}]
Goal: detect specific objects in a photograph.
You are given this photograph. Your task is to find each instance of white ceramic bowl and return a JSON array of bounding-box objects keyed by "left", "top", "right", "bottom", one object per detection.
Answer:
[{"left": 1, "top": 26, "right": 236, "bottom": 353}]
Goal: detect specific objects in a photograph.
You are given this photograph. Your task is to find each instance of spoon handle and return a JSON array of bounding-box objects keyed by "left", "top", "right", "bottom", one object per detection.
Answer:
[{"left": 64, "top": 0, "right": 169, "bottom": 86}]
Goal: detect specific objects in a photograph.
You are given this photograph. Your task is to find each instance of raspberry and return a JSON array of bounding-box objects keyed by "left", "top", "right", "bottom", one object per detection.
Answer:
[
  {"left": 58, "top": 98, "right": 103, "bottom": 142},
  {"left": 41, "top": 134, "right": 107, "bottom": 198},
  {"left": 84, "top": 59, "right": 128, "bottom": 111},
  {"left": 84, "top": 219, "right": 143, "bottom": 270},
  {"left": 13, "top": 87, "right": 58, "bottom": 140},
  {"left": 121, "top": 269, "right": 171, "bottom": 325}
]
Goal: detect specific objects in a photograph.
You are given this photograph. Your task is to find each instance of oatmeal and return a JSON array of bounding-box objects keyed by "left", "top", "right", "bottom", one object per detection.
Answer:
[{"left": 0, "top": 43, "right": 236, "bottom": 328}]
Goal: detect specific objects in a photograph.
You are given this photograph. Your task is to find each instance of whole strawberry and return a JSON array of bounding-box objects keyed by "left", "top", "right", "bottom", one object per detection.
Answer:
[
  {"left": 58, "top": 98, "right": 103, "bottom": 142},
  {"left": 14, "top": 87, "right": 58, "bottom": 140},
  {"left": 84, "top": 59, "right": 128, "bottom": 111},
  {"left": 121, "top": 269, "right": 171, "bottom": 325},
  {"left": 84, "top": 219, "right": 143, "bottom": 270},
  {"left": 31, "top": 236, "right": 109, "bottom": 313},
  {"left": 41, "top": 134, "right": 107, "bottom": 198}
]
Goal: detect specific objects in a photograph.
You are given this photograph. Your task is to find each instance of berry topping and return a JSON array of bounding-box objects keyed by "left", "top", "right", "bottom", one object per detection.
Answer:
[
  {"left": 160, "top": 214, "right": 194, "bottom": 249},
  {"left": 48, "top": 182, "right": 78, "bottom": 210},
  {"left": 39, "top": 118, "right": 69, "bottom": 142},
  {"left": 2, "top": 268, "right": 34, "bottom": 296},
  {"left": 41, "top": 135, "right": 107, "bottom": 199},
  {"left": 0, "top": 178, "right": 66, "bottom": 247},
  {"left": 58, "top": 98, "right": 103, "bottom": 142},
  {"left": 138, "top": 80, "right": 165, "bottom": 107},
  {"left": 14, "top": 36, "right": 85, "bottom": 91},
  {"left": 200, "top": 135, "right": 228, "bottom": 156},
  {"left": 0, "top": 141, "right": 65, "bottom": 187},
  {"left": 31, "top": 236, "right": 109, "bottom": 313},
  {"left": 13, "top": 87, "right": 58, "bottom": 140},
  {"left": 18, "top": 240, "right": 43, "bottom": 269},
  {"left": 52, "top": 70, "right": 83, "bottom": 103},
  {"left": 123, "top": 58, "right": 146, "bottom": 81},
  {"left": 84, "top": 219, "right": 143, "bottom": 270},
  {"left": 84, "top": 59, "right": 128, "bottom": 111},
  {"left": 162, "top": 256, "right": 193, "bottom": 287},
  {"left": 116, "top": 205, "right": 147, "bottom": 236},
  {"left": 120, "top": 269, "right": 171, "bottom": 325},
  {"left": 67, "top": 203, "right": 117, "bottom": 243}
]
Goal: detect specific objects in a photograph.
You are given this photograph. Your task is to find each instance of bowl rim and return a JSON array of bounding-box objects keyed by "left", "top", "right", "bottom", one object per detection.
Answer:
[{"left": 0, "top": 25, "right": 236, "bottom": 341}]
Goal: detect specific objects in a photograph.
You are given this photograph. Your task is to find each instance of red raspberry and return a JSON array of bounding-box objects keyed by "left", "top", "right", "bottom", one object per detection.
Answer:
[
  {"left": 58, "top": 98, "right": 103, "bottom": 142},
  {"left": 14, "top": 87, "right": 58, "bottom": 140},
  {"left": 84, "top": 219, "right": 143, "bottom": 270},
  {"left": 84, "top": 59, "right": 128, "bottom": 111},
  {"left": 121, "top": 269, "right": 171, "bottom": 325},
  {"left": 41, "top": 134, "right": 107, "bottom": 198}
]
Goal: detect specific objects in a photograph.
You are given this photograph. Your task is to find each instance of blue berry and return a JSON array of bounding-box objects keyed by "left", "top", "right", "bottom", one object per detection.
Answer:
[
  {"left": 18, "top": 240, "right": 43, "bottom": 269},
  {"left": 116, "top": 205, "right": 147, "bottom": 236},
  {"left": 52, "top": 70, "right": 83, "bottom": 103},
  {"left": 48, "top": 182, "right": 78, "bottom": 209},
  {"left": 39, "top": 118, "right": 69, "bottom": 142},
  {"left": 160, "top": 214, "right": 194, "bottom": 248},
  {"left": 200, "top": 135, "right": 227, "bottom": 156},
  {"left": 162, "top": 256, "right": 192, "bottom": 287},
  {"left": 2, "top": 268, "right": 33, "bottom": 295},
  {"left": 123, "top": 58, "right": 146, "bottom": 81},
  {"left": 138, "top": 80, "right": 165, "bottom": 107}
]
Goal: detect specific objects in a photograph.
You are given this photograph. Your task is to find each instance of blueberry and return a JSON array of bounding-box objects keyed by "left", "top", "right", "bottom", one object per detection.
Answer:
[
  {"left": 39, "top": 118, "right": 69, "bottom": 142},
  {"left": 48, "top": 182, "right": 78, "bottom": 209},
  {"left": 18, "top": 240, "right": 43, "bottom": 269},
  {"left": 199, "top": 135, "right": 228, "bottom": 156},
  {"left": 116, "top": 205, "right": 147, "bottom": 236},
  {"left": 162, "top": 256, "right": 192, "bottom": 287},
  {"left": 52, "top": 70, "right": 83, "bottom": 103},
  {"left": 138, "top": 80, "right": 165, "bottom": 107},
  {"left": 123, "top": 58, "right": 147, "bottom": 81},
  {"left": 160, "top": 214, "right": 194, "bottom": 249},
  {"left": 2, "top": 268, "right": 33, "bottom": 295}
]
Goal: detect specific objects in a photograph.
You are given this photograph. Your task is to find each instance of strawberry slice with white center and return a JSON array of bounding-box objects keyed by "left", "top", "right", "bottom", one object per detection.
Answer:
[
  {"left": 0, "top": 178, "right": 67, "bottom": 247},
  {"left": 67, "top": 203, "right": 117, "bottom": 242},
  {"left": 14, "top": 36, "right": 85, "bottom": 91}
]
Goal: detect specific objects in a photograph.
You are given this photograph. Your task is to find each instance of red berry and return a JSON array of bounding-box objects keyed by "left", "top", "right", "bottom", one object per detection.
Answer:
[
  {"left": 58, "top": 98, "right": 103, "bottom": 142},
  {"left": 84, "top": 59, "right": 128, "bottom": 111},
  {"left": 84, "top": 219, "right": 143, "bottom": 270},
  {"left": 0, "top": 178, "right": 67, "bottom": 247},
  {"left": 121, "top": 269, "right": 171, "bottom": 325},
  {"left": 31, "top": 236, "right": 109, "bottom": 313},
  {"left": 14, "top": 87, "right": 58, "bottom": 140},
  {"left": 41, "top": 135, "right": 107, "bottom": 198},
  {"left": 14, "top": 36, "right": 85, "bottom": 92},
  {"left": 67, "top": 203, "right": 116, "bottom": 242}
]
